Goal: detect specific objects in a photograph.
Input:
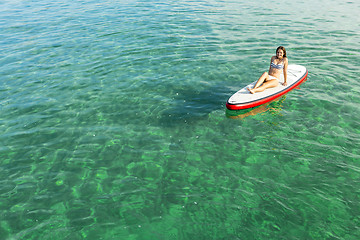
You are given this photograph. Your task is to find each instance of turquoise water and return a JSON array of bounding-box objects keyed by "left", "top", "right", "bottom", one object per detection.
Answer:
[{"left": 1, "top": 0, "right": 360, "bottom": 239}]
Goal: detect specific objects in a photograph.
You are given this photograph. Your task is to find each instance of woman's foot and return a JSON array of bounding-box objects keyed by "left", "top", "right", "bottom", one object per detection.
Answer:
[{"left": 247, "top": 88, "right": 255, "bottom": 94}]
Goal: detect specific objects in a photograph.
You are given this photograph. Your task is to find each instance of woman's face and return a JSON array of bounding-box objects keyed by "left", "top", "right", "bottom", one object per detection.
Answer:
[{"left": 276, "top": 49, "right": 284, "bottom": 59}]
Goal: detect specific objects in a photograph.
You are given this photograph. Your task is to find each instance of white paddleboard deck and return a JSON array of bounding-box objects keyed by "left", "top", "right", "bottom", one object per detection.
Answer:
[{"left": 226, "top": 64, "right": 308, "bottom": 110}]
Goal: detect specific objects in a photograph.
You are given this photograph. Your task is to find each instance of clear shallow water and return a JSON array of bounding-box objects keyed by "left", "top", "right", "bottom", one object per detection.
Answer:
[{"left": 1, "top": 0, "right": 360, "bottom": 239}]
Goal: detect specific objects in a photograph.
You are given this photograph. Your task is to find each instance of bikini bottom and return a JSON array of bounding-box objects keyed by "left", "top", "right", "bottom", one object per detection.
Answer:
[{"left": 267, "top": 75, "right": 279, "bottom": 81}]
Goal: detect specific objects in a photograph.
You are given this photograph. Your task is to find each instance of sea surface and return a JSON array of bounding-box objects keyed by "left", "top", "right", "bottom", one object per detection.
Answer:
[{"left": 1, "top": 0, "right": 360, "bottom": 239}]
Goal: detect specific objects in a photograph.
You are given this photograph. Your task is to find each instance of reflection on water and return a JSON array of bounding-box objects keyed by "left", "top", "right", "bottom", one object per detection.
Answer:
[{"left": 226, "top": 95, "right": 286, "bottom": 119}]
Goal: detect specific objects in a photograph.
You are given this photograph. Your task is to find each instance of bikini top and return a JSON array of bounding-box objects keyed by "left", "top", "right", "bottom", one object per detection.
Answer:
[{"left": 270, "top": 60, "right": 284, "bottom": 70}]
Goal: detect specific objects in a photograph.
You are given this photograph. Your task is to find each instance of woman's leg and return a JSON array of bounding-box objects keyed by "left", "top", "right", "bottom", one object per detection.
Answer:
[
  {"left": 253, "top": 72, "right": 269, "bottom": 89},
  {"left": 250, "top": 79, "right": 278, "bottom": 93},
  {"left": 247, "top": 72, "right": 269, "bottom": 94}
]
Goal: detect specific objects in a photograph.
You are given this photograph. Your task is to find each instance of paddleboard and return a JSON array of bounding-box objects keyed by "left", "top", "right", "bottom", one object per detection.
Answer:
[{"left": 226, "top": 64, "right": 308, "bottom": 110}]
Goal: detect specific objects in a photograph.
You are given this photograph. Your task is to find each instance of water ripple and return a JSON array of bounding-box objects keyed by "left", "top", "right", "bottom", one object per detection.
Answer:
[{"left": 1, "top": 0, "right": 360, "bottom": 239}]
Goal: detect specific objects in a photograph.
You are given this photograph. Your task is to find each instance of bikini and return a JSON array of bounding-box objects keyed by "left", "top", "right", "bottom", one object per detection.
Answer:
[
  {"left": 270, "top": 61, "right": 284, "bottom": 70},
  {"left": 268, "top": 60, "right": 284, "bottom": 80}
]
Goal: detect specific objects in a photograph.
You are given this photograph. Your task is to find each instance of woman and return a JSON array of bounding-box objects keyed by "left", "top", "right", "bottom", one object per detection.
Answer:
[{"left": 248, "top": 46, "right": 288, "bottom": 94}]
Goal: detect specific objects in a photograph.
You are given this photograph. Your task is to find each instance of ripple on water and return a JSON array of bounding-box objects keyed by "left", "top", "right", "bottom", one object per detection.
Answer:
[{"left": 1, "top": 0, "right": 360, "bottom": 239}]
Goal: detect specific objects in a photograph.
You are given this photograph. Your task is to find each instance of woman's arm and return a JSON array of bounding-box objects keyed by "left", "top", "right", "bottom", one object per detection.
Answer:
[{"left": 283, "top": 58, "right": 288, "bottom": 86}]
